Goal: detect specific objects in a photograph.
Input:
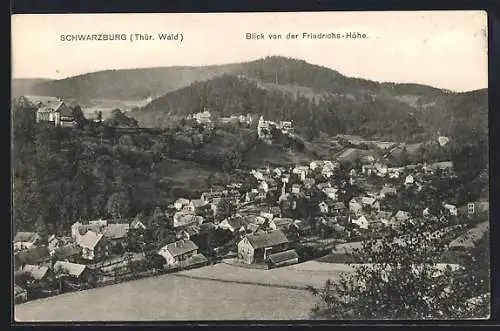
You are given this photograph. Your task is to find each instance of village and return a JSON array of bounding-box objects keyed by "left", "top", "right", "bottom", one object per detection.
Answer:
[{"left": 14, "top": 99, "right": 489, "bottom": 305}]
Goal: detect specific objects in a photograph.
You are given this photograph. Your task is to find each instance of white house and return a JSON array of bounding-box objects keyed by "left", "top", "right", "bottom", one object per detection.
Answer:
[
  {"left": 191, "top": 110, "right": 212, "bottom": 124},
  {"left": 318, "top": 201, "right": 329, "bottom": 214},
  {"left": 374, "top": 162, "right": 388, "bottom": 177},
  {"left": 323, "top": 187, "right": 339, "bottom": 201},
  {"left": 404, "top": 174, "right": 415, "bottom": 186},
  {"left": 352, "top": 215, "right": 369, "bottom": 230},
  {"left": 251, "top": 169, "right": 265, "bottom": 181},
  {"left": 393, "top": 210, "right": 411, "bottom": 226},
  {"left": 437, "top": 136, "right": 450, "bottom": 147},
  {"left": 292, "top": 166, "right": 309, "bottom": 182},
  {"left": 361, "top": 164, "right": 374, "bottom": 175},
  {"left": 173, "top": 212, "right": 203, "bottom": 228},
  {"left": 259, "top": 180, "right": 269, "bottom": 193},
  {"left": 157, "top": 240, "right": 199, "bottom": 268},
  {"left": 174, "top": 198, "right": 191, "bottom": 211},
  {"left": 291, "top": 184, "right": 301, "bottom": 194},
  {"left": 273, "top": 168, "right": 283, "bottom": 178},
  {"left": 13, "top": 232, "right": 41, "bottom": 251},
  {"left": 76, "top": 231, "right": 109, "bottom": 261},
  {"left": 443, "top": 203, "right": 458, "bottom": 216},
  {"left": 310, "top": 160, "right": 324, "bottom": 171}
]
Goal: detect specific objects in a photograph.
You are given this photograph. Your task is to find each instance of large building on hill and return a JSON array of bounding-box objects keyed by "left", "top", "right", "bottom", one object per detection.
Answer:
[
  {"left": 187, "top": 109, "right": 212, "bottom": 124},
  {"left": 21, "top": 95, "right": 76, "bottom": 127}
]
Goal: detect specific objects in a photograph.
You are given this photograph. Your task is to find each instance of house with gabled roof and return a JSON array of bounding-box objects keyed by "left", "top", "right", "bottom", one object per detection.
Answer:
[
  {"left": 392, "top": 210, "right": 411, "bottom": 228},
  {"left": 18, "top": 264, "right": 54, "bottom": 283},
  {"left": 14, "top": 232, "right": 41, "bottom": 252},
  {"left": 53, "top": 261, "right": 97, "bottom": 289},
  {"left": 266, "top": 249, "right": 299, "bottom": 269},
  {"left": 442, "top": 203, "right": 458, "bottom": 216},
  {"left": 157, "top": 239, "right": 200, "bottom": 268},
  {"left": 173, "top": 212, "right": 204, "bottom": 228},
  {"left": 218, "top": 216, "right": 248, "bottom": 234},
  {"left": 15, "top": 245, "right": 52, "bottom": 269},
  {"left": 14, "top": 285, "right": 28, "bottom": 304},
  {"left": 34, "top": 97, "right": 75, "bottom": 127},
  {"left": 349, "top": 198, "right": 363, "bottom": 216},
  {"left": 270, "top": 218, "right": 294, "bottom": 231},
  {"left": 361, "top": 196, "right": 380, "bottom": 212},
  {"left": 130, "top": 218, "right": 147, "bottom": 230},
  {"left": 351, "top": 215, "right": 369, "bottom": 230},
  {"left": 103, "top": 223, "right": 130, "bottom": 249},
  {"left": 174, "top": 198, "right": 191, "bottom": 211},
  {"left": 329, "top": 201, "right": 346, "bottom": 214},
  {"left": 76, "top": 231, "right": 109, "bottom": 261},
  {"left": 237, "top": 230, "right": 289, "bottom": 264},
  {"left": 323, "top": 187, "right": 339, "bottom": 201}
]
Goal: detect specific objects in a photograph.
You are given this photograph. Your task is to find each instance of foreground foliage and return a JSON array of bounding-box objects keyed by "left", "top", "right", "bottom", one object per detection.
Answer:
[{"left": 308, "top": 217, "right": 490, "bottom": 320}]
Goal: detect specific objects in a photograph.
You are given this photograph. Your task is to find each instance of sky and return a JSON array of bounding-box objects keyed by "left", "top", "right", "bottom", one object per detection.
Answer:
[{"left": 11, "top": 11, "right": 488, "bottom": 92}]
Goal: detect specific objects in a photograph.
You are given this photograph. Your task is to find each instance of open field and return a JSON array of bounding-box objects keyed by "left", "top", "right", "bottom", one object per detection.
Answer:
[
  {"left": 15, "top": 272, "right": 316, "bottom": 321},
  {"left": 81, "top": 99, "right": 151, "bottom": 119},
  {"left": 176, "top": 261, "right": 354, "bottom": 289}
]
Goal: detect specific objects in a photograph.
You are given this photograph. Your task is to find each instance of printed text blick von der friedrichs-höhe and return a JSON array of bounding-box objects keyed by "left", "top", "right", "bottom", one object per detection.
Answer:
[{"left": 245, "top": 32, "right": 368, "bottom": 40}]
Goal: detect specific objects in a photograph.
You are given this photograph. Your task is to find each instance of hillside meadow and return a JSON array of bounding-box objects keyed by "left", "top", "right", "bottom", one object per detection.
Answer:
[{"left": 15, "top": 272, "right": 316, "bottom": 321}]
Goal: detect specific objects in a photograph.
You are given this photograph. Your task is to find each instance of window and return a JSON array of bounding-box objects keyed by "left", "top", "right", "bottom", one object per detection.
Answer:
[{"left": 468, "top": 203, "right": 475, "bottom": 214}]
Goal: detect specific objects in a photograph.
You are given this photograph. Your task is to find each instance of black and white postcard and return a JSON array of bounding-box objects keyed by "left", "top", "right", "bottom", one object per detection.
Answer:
[{"left": 11, "top": 11, "right": 489, "bottom": 321}]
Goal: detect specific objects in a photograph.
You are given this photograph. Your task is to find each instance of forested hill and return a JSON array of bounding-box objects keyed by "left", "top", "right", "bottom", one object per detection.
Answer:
[
  {"left": 131, "top": 74, "right": 487, "bottom": 143},
  {"left": 14, "top": 56, "right": 450, "bottom": 102},
  {"left": 11, "top": 78, "right": 53, "bottom": 98}
]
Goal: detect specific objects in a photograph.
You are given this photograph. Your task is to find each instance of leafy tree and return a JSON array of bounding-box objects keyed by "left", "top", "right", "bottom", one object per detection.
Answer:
[
  {"left": 106, "top": 192, "right": 130, "bottom": 220},
  {"left": 118, "top": 135, "right": 135, "bottom": 149},
  {"left": 72, "top": 105, "right": 87, "bottom": 129},
  {"left": 34, "top": 216, "right": 49, "bottom": 242},
  {"left": 308, "top": 217, "right": 489, "bottom": 319},
  {"left": 216, "top": 198, "right": 236, "bottom": 221}
]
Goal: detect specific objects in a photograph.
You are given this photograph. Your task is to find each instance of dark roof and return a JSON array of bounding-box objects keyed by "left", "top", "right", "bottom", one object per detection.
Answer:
[
  {"left": 199, "top": 222, "right": 216, "bottom": 232},
  {"left": 14, "top": 232, "right": 40, "bottom": 243},
  {"left": 330, "top": 201, "right": 346, "bottom": 209},
  {"left": 53, "top": 261, "right": 87, "bottom": 278},
  {"left": 272, "top": 218, "right": 294, "bottom": 227},
  {"left": 267, "top": 249, "right": 299, "bottom": 264},
  {"left": 184, "top": 253, "right": 208, "bottom": 266},
  {"left": 246, "top": 230, "right": 289, "bottom": 249},
  {"left": 58, "top": 103, "right": 74, "bottom": 117},
  {"left": 14, "top": 284, "right": 27, "bottom": 296},
  {"left": 54, "top": 244, "right": 82, "bottom": 260},
  {"left": 103, "top": 223, "right": 130, "bottom": 240},
  {"left": 19, "top": 264, "right": 50, "bottom": 280},
  {"left": 15, "top": 246, "right": 51, "bottom": 265},
  {"left": 227, "top": 216, "right": 249, "bottom": 229},
  {"left": 164, "top": 240, "right": 198, "bottom": 257}
]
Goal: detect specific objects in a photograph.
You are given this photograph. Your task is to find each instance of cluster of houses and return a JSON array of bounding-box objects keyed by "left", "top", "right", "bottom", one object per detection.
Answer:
[{"left": 13, "top": 126, "right": 488, "bottom": 303}]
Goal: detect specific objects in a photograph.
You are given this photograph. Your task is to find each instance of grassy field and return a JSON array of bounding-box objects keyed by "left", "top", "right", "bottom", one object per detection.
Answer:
[
  {"left": 15, "top": 272, "right": 316, "bottom": 321},
  {"left": 176, "top": 261, "right": 354, "bottom": 289}
]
